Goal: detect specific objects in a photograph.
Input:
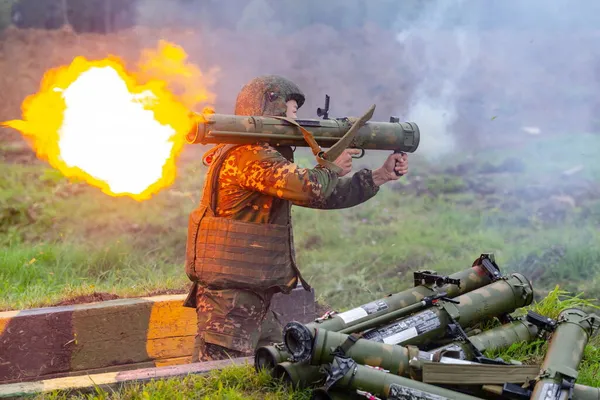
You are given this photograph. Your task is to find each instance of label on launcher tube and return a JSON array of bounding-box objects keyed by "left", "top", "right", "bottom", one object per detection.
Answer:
[
  {"left": 337, "top": 299, "right": 389, "bottom": 324},
  {"left": 362, "top": 310, "right": 441, "bottom": 344}
]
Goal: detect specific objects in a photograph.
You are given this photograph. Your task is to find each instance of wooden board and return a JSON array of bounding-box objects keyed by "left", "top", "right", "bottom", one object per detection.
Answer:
[
  {"left": 0, "top": 356, "right": 253, "bottom": 399},
  {"left": 0, "top": 286, "right": 315, "bottom": 383},
  {"left": 422, "top": 362, "right": 541, "bottom": 385}
]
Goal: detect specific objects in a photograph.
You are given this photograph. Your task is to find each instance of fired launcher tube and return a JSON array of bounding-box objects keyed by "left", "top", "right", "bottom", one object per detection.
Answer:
[
  {"left": 428, "top": 318, "right": 541, "bottom": 360},
  {"left": 572, "top": 385, "right": 600, "bottom": 400},
  {"left": 338, "top": 298, "right": 435, "bottom": 335},
  {"left": 273, "top": 361, "right": 324, "bottom": 389},
  {"left": 530, "top": 308, "right": 599, "bottom": 400},
  {"left": 273, "top": 347, "right": 480, "bottom": 390},
  {"left": 311, "top": 357, "right": 484, "bottom": 400},
  {"left": 254, "top": 344, "right": 290, "bottom": 373},
  {"left": 187, "top": 113, "right": 420, "bottom": 153}
]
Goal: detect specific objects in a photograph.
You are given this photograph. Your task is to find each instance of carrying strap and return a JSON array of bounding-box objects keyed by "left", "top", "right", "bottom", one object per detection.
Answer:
[
  {"left": 271, "top": 115, "right": 342, "bottom": 174},
  {"left": 421, "top": 362, "right": 541, "bottom": 385},
  {"left": 271, "top": 104, "right": 376, "bottom": 175},
  {"left": 331, "top": 332, "right": 364, "bottom": 357}
]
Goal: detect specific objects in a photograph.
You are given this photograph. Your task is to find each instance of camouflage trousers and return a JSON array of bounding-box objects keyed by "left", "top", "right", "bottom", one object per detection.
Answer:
[{"left": 192, "top": 286, "right": 283, "bottom": 362}]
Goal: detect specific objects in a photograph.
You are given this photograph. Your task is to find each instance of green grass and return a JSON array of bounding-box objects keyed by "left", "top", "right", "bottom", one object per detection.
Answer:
[
  {"left": 34, "top": 363, "right": 312, "bottom": 400},
  {"left": 0, "top": 158, "right": 195, "bottom": 310},
  {"left": 2, "top": 134, "right": 600, "bottom": 310}
]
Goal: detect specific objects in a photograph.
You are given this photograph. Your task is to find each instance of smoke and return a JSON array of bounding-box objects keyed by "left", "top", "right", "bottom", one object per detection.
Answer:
[
  {"left": 390, "top": 0, "right": 600, "bottom": 160},
  {"left": 394, "top": 0, "right": 478, "bottom": 160},
  {"left": 128, "top": 0, "right": 600, "bottom": 155}
]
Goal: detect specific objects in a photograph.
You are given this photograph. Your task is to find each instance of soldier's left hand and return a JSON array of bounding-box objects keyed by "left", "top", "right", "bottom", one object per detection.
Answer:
[
  {"left": 333, "top": 148, "right": 362, "bottom": 177},
  {"left": 381, "top": 152, "right": 408, "bottom": 180}
]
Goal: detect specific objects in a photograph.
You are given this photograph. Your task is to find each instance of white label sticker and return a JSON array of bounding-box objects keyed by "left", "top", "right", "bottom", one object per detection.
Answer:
[
  {"left": 337, "top": 307, "right": 369, "bottom": 324},
  {"left": 383, "top": 326, "right": 418, "bottom": 344}
]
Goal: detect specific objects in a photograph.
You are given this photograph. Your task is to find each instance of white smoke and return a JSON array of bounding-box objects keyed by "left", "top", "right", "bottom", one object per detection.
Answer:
[{"left": 395, "top": 0, "right": 479, "bottom": 161}]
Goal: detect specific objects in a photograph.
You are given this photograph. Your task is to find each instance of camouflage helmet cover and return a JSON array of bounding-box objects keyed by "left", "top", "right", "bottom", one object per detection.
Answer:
[{"left": 234, "top": 75, "right": 305, "bottom": 117}]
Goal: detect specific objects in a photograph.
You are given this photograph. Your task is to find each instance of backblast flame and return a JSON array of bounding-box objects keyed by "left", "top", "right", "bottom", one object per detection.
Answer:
[{"left": 2, "top": 41, "right": 214, "bottom": 201}]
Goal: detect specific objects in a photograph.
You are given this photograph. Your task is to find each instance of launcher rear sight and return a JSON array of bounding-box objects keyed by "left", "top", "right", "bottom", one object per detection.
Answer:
[
  {"left": 413, "top": 271, "right": 461, "bottom": 289},
  {"left": 525, "top": 310, "right": 558, "bottom": 333},
  {"left": 316, "top": 93, "right": 404, "bottom": 125},
  {"left": 317, "top": 94, "right": 330, "bottom": 119}
]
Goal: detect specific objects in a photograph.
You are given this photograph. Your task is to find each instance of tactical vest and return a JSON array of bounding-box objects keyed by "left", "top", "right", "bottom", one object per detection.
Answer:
[{"left": 185, "top": 144, "right": 311, "bottom": 294}]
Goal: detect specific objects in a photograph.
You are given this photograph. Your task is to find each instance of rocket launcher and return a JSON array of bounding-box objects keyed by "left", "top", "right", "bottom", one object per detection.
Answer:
[
  {"left": 428, "top": 309, "right": 552, "bottom": 361},
  {"left": 186, "top": 96, "right": 420, "bottom": 175},
  {"left": 529, "top": 308, "right": 599, "bottom": 400},
  {"left": 311, "top": 356, "right": 485, "bottom": 400},
  {"left": 282, "top": 273, "right": 533, "bottom": 365},
  {"left": 254, "top": 255, "right": 502, "bottom": 372}
]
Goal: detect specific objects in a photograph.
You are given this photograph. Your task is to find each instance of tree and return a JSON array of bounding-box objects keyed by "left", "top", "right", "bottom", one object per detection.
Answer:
[{"left": 0, "top": 0, "right": 16, "bottom": 30}]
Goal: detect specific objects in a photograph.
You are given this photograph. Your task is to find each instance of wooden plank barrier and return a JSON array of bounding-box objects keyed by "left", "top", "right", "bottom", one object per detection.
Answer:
[
  {"left": 0, "top": 357, "right": 253, "bottom": 399},
  {"left": 0, "top": 286, "right": 315, "bottom": 385}
]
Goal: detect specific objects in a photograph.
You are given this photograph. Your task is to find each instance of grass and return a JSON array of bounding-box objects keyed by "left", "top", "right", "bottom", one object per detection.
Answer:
[
  {"left": 34, "top": 363, "right": 313, "bottom": 400},
  {"left": 0, "top": 157, "right": 194, "bottom": 310},
  {"left": 2, "top": 132, "right": 600, "bottom": 397},
  {"left": 3, "top": 134, "right": 600, "bottom": 311}
]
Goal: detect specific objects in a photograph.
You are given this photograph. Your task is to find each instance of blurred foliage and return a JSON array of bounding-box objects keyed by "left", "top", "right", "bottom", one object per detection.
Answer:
[
  {"left": 6, "top": 0, "right": 137, "bottom": 33},
  {"left": 0, "top": 0, "right": 16, "bottom": 30},
  {"left": 1, "top": 0, "right": 433, "bottom": 33}
]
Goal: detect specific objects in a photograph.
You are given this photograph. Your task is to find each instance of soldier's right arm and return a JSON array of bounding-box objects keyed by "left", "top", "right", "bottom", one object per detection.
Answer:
[{"left": 226, "top": 144, "right": 341, "bottom": 206}]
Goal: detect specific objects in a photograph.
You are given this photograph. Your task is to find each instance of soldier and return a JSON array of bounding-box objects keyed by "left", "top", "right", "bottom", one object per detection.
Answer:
[{"left": 184, "top": 75, "right": 408, "bottom": 362}]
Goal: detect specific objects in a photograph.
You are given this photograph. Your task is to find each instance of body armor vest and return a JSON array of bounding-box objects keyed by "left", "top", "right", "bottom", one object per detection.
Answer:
[{"left": 185, "top": 144, "right": 310, "bottom": 294}]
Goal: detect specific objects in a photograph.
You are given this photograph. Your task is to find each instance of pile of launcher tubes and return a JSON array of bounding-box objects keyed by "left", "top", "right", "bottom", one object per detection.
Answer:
[{"left": 254, "top": 254, "right": 600, "bottom": 400}]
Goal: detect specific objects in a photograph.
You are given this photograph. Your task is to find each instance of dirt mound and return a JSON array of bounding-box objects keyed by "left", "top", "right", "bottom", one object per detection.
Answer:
[
  {"left": 48, "top": 288, "right": 190, "bottom": 307},
  {"left": 51, "top": 291, "right": 120, "bottom": 306}
]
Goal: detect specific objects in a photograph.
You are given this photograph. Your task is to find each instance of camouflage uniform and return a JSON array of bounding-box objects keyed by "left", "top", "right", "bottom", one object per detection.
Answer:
[{"left": 185, "top": 75, "right": 381, "bottom": 362}]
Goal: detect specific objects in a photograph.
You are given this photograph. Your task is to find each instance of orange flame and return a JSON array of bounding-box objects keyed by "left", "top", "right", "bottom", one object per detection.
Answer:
[{"left": 2, "top": 40, "right": 216, "bottom": 201}]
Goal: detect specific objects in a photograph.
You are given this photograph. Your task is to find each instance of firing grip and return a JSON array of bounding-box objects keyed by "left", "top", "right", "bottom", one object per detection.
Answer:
[
  {"left": 394, "top": 149, "right": 405, "bottom": 177},
  {"left": 389, "top": 117, "right": 406, "bottom": 177}
]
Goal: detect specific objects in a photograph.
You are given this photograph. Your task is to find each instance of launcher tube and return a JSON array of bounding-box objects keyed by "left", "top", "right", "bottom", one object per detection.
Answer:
[{"left": 187, "top": 112, "right": 420, "bottom": 153}]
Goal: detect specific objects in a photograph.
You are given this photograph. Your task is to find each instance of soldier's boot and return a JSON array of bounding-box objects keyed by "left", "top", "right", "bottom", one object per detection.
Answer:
[
  {"left": 204, "top": 343, "right": 247, "bottom": 361},
  {"left": 193, "top": 335, "right": 248, "bottom": 362}
]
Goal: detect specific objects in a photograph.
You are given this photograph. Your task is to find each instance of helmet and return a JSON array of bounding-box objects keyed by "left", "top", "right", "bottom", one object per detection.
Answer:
[{"left": 234, "top": 75, "right": 305, "bottom": 117}]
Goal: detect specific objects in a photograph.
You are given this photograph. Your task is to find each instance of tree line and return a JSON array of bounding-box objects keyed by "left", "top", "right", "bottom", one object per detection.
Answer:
[{"left": 1, "top": 0, "right": 428, "bottom": 33}]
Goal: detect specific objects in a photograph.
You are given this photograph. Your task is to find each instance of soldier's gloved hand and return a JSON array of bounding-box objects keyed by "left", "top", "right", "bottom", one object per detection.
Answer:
[{"left": 333, "top": 149, "right": 362, "bottom": 177}]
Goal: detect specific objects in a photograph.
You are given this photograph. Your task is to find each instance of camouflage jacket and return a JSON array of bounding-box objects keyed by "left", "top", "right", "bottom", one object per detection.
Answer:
[
  {"left": 184, "top": 142, "right": 381, "bottom": 302},
  {"left": 212, "top": 143, "right": 380, "bottom": 223}
]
